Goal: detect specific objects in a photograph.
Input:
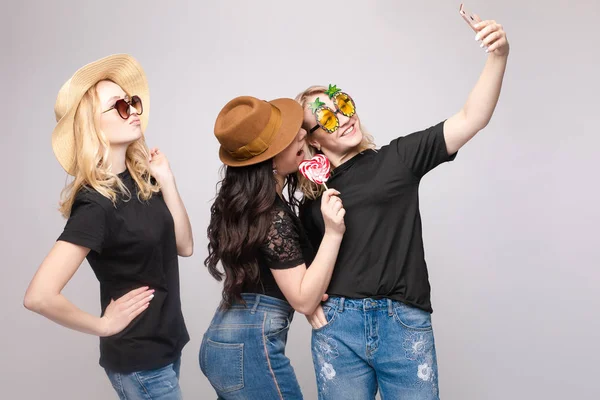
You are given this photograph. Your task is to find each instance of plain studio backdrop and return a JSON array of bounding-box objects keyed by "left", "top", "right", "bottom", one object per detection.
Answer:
[{"left": 2, "top": 1, "right": 598, "bottom": 399}]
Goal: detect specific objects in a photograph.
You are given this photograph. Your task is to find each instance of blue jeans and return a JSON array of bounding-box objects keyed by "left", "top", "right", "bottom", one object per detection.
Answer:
[
  {"left": 105, "top": 358, "right": 182, "bottom": 399},
  {"left": 312, "top": 297, "right": 440, "bottom": 400},
  {"left": 200, "top": 294, "right": 302, "bottom": 399}
]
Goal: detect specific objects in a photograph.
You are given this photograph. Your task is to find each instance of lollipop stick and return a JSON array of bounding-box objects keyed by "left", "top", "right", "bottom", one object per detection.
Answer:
[{"left": 323, "top": 183, "right": 329, "bottom": 190}]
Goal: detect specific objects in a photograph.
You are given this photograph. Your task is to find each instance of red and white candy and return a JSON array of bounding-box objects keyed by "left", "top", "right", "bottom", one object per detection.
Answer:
[{"left": 299, "top": 154, "right": 331, "bottom": 188}]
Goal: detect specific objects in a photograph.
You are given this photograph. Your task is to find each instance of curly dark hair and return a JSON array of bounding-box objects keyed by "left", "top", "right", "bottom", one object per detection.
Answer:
[{"left": 205, "top": 159, "right": 300, "bottom": 307}]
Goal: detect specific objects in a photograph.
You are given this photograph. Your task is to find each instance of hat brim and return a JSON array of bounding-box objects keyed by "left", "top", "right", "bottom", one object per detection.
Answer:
[
  {"left": 52, "top": 54, "right": 149, "bottom": 175},
  {"left": 218, "top": 98, "right": 304, "bottom": 167}
]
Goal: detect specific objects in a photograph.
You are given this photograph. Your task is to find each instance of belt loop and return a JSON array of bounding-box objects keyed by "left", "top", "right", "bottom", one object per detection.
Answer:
[
  {"left": 387, "top": 299, "right": 393, "bottom": 316},
  {"left": 251, "top": 294, "right": 261, "bottom": 314},
  {"left": 338, "top": 297, "right": 345, "bottom": 313}
]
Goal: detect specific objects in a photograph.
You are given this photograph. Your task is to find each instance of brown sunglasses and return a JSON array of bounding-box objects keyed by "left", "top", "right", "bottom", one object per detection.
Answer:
[{"left": 101, "top": 95, "right": 143, "bottom": 119}]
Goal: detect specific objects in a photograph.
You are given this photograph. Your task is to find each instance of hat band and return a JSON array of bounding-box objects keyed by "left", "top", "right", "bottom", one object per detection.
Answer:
[{"left": 227, "top": 104, "right": 282, "bottom": 161}]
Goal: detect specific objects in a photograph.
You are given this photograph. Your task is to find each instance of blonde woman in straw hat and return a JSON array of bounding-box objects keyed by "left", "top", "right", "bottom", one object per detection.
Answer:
[
  {"left": 24, "top": 54, "right": 193, "bottom": 399},
  {"left": 200, "top": 96, "right": 345, "bottom": 399}
]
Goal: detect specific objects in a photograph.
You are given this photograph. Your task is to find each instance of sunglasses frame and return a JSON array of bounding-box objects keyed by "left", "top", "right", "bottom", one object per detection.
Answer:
[
  {"left": 101, "top": 95, "right": 143, "bottom": 120},
  {"left": 309, "top": 86, "right": 356, "bottom": 134}
]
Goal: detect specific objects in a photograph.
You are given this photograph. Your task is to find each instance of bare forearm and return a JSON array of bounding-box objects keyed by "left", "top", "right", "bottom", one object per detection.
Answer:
[
  {"left": 273, "top": 190, "right": 346, "bottom": 314},
  {"left": 462, "top": 53, "right": 508, "bottom": 129},
  {"left": 160, "top": 178, "right": 194, "bottom": 257},
  {"left": 296, "top": 232, "right": 342, "bottom": 314},
  {"left": 25, "top": 294, "right": 106, "bottom": 336},
  {"left": 445, "top": 53, "right": 508, "bottom": 154}
]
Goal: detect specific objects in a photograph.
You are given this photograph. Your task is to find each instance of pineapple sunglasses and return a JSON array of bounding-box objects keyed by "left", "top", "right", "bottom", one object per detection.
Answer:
[{"left": 308, "top": 84, "right": 356, "bottom": 134}]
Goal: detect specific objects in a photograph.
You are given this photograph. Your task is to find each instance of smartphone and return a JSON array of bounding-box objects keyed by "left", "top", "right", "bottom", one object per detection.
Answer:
[{"left": 459, "top": 3, "right": 480, "bottom": 32}]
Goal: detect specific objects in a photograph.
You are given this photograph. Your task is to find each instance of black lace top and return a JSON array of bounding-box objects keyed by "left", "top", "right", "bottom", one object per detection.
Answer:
[{"left": 242, "top": 195, "right": 315, "bottom": 301}]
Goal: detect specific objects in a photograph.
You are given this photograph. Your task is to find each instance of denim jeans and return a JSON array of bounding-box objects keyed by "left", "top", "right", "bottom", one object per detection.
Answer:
[
  {"left": 105, "top": 358, "right": 182, "bottom": 400},
  {"left": 200, "top": 294, "right": 302, "bottom": 399},
  {"left": 311, "top": 297, "right": 440, "bottom": 400}
]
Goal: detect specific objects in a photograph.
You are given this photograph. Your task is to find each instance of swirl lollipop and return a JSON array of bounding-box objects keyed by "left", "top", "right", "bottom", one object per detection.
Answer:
[{"left": 299, "top": 154, "right": 331, "bottom": 190}]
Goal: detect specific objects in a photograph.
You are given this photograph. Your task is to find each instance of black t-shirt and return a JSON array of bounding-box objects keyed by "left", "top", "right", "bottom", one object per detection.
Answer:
[
  {"left": 300, "top": 121, "right": 456, "bottom": 313},
  {"left": 58, "top": 169, "right": 189, "bottom": 373},
  {"left": 242, "top": 195, "right": 314, "bottom": 301}
]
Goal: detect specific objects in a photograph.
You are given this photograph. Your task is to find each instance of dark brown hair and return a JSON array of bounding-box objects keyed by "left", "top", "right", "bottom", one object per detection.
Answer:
[{"left": 205, "top": 159, "right": 300, "bottom": 307}]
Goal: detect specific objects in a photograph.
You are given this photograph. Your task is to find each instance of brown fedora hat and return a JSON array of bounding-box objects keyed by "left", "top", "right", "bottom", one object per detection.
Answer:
[
  {"left": 214, "top": 96, "right": 303, "bottom": 167},
  {"left": 52, "top": 54, "right": 149, "bottom": 175}
]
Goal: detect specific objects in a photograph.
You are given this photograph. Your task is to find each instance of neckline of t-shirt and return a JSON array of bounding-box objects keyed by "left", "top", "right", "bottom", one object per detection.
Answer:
[
  {"left": 275, "top": 194, "right": 301, "bottom": 219},
  {"left": 275, "top": 193, "right": 293, "bottom": 212},
  {"left": 117, "top": 168, "right": 132, "bottom": 180},
  {"left": 330, "top": 149, "right": 374, "bottom": 180}
]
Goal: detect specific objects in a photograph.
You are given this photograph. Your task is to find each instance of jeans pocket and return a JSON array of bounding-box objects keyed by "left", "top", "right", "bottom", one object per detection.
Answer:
[
  {"left": 312, "top": 305, "right": 338, "bottom": 332},
  {"left": 200, "top": 338, "right": 244, "bottom": 394},
  {"left": 265, "top": 315, "right": 291, "bottom": 337},
  {"left": 134, "top": 363, "right": 181, "bottom": 398},
  {"left": 393, "top": 302, "right": 433, "bottom": 331},
  {"left": 135, "top": 363, "right": 173, "bottom": 382}
]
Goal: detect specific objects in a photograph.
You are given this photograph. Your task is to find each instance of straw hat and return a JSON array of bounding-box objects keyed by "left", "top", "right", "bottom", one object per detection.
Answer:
[
  {"left": 52, "top": 54, "right": 149, "bottom": 175},
  {"left": 214, "top": 96, "right": 303, "bottom": 167}
]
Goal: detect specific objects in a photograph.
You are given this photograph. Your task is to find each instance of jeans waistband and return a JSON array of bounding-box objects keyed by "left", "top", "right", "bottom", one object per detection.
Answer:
[
  {"left": 324, "top": 296, "right": 396, "bottom": 315},
  {"left": 225, "top": 293, "right": 294, "bottom": 316}
]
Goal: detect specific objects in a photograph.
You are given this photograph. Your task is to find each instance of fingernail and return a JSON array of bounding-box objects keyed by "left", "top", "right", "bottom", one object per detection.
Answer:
[
  {"left": 149, "top": 294, "right": 154, "bottom": 299},
  {"left": 480, "top": 42, "right": 485, "bottom": 48},
  {"left": 475, "top": 34, "right": 480, "bottom": 41}
]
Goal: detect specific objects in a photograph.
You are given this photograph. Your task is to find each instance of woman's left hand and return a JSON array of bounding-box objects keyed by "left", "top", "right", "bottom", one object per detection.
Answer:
[
  {"left": 149, "top": 147, "right": 174, "bottom": 185},
  {"left": 474, "top": 19, "right": 509, "bottom": 57}
]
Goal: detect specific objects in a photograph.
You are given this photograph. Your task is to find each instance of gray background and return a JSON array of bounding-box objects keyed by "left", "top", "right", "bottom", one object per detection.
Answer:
[{"left": 2, "top": 1, "right": 599, "bottom": 399}]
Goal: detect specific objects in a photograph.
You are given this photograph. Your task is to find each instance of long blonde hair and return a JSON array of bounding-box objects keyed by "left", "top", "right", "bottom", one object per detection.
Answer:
[
  {"left": 295, "top": 85, "right": 377, "bottom": 200},
  {"left": 59, "top": 82, "right": 159, "bottom": 218}
]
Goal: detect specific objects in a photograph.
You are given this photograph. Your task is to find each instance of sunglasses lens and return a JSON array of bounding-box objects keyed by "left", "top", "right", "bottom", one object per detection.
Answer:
[
  {"left": 334, "top": 93, "right": 356, "bottom": 117},
  {"left": 316, "top": 108, "right": 339, "bottom": 133},
  {"left": 115, "top": 99, "right": 130, "bottom": 119},
  {"left": 131, "top": 95, "right": 143, "bottom": 115}
]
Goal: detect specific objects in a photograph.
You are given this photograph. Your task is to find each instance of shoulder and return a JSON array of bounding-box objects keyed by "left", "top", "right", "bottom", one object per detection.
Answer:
[
  {"left": 72, "top": 187, "right": 112, "bottom": 213},
  {"left": 270, "top": 202, "right": 295, "bottom": 226},
  {"left": 265, "top": 201, "right": 303, "bottom": 239},
  {"left": 390, "top": 121, "right": 446, "bottom": 146}
]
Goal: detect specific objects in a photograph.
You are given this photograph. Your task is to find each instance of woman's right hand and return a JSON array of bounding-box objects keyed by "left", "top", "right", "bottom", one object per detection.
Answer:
[
  {"left": 306, "top": 294, "right": 330, "bottom": 329},
  {"left": 321, "top": 189, "right": 345, "bottom": 237},
  {"left": 100, "top": 286, "right": 155, "bottom": 337}
]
